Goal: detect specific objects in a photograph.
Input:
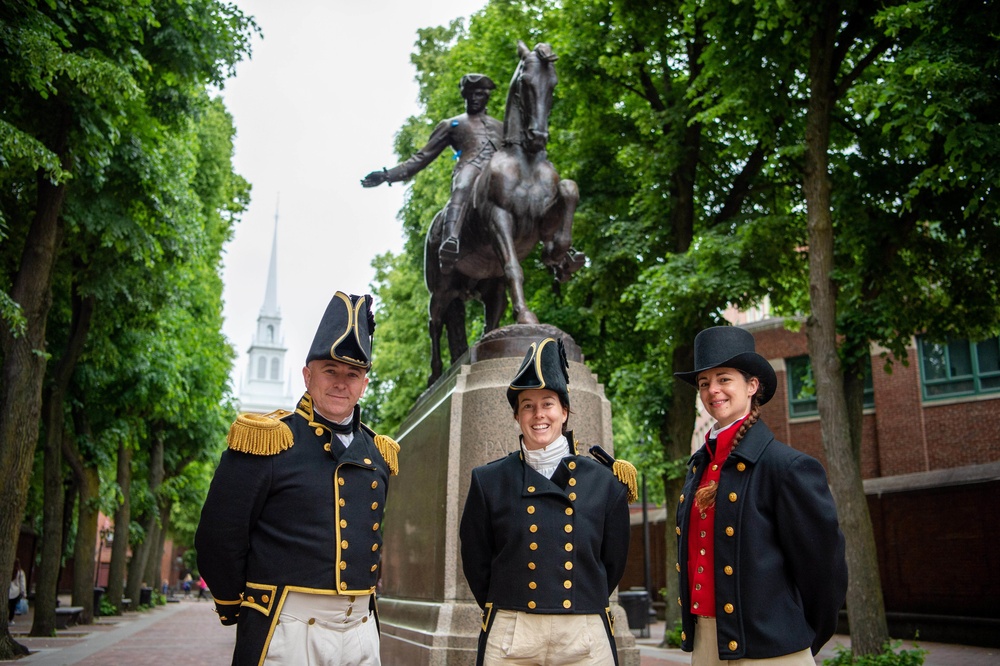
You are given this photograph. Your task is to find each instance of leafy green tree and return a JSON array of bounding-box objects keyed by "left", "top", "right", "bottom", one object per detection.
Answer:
[{"left": 0, "top": 0, "right": 254, "bottom": 652}]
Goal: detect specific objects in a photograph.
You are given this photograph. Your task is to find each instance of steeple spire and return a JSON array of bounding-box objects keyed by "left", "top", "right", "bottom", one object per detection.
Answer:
[{"left": 261, "top": 197, "right": 280, "bottom": 317}]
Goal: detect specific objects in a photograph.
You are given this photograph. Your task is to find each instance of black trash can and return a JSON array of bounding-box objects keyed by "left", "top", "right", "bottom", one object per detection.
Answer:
[
  {"left": 93, "top": 587, "right": 105, "bottom": 618},
  {"left": 618, "top": 589, "right": 650, "bottom": 638},
  {"left": 139, "top": 586, "right": 153, "bottom": 607}
]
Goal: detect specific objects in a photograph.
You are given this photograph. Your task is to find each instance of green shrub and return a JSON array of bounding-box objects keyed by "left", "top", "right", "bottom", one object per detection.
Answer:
[
  {"left": 98, "top": 596, "right": 117, "bottom": 617},
  {"left": 664, "top": 619, "right": 684, "bottom": 648},
  {"left": 822, "top": 640, "right": 927, "bottom": 666}
]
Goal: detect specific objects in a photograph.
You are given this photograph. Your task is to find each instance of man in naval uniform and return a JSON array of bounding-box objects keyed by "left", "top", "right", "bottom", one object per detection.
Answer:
[
  {"left": 361, "top": 73, "right": 503, "bottom": 273},
  {"left": 459, "top": 337, "right": 637, "bottom": 665},
  {"left": 196, "top": 291, "right": 399, "bottom": 666}
]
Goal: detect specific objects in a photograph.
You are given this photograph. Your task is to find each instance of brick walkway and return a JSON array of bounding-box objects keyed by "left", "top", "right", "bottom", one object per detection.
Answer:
[{"left": 6, "top": 600, "right": 997, "bottom": 665}]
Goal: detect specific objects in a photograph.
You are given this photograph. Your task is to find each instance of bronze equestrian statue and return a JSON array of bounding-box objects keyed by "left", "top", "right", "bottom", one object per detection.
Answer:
[{"left": 364, "top": 41, "right": 585, "bottom": 385}]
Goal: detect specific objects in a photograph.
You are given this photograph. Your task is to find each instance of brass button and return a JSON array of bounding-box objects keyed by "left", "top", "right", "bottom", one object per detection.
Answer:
[
  {"left": 346, "top": 607, "right": 353, "bottom": 616},
  {"left": 564, "top": 524, "right": 573, "bottom": 533},
  {"left": 700, "top": 513, "right": 707, "bottom": 519},
  {"left": 724, "top": 565, "right": 733, "bottom": 575},
  {"left": 700, "top": 531, "right": 706, "bottom": 538},
  {"left": 729, "top": 492, "right": 737, "bottom": 502},
  {"left": 349, "top": 595, "right": 356, "bottom": 602},
  {"left": 679, "top": 494, "right": 685, "bottom": 503},
  {"left": 568, "top": 461, "right": 576, "bottom": 470},
  {"left": 527, "top": 505, "right": 536, "bottom": 514},
  {"left": 568, "top": 478, "right": 577, "bottom": 486},
  {"left": 693, "top": 602, "right": 699, "bottom": 610},
  {"left": 341, "top": 540, "right": 349, "bottom": 549},
  {"left": 564, "top": 561, "right": 573, "bottom": 570},
  {"left": 564, "top": 543, "right": 573, "bottom": 552},
  {"left": 695, "top": 584, "right": 701, "bottom": 591},
  {"left": 568, "top": 492, "right": 577, "bottom": 501},
  {"left": 675, "top": 526, "right": 681, "bottom": 535},
  {"left": 563, "top": 580, "right": 572, "bottom": 589},
  {"left": 677, "top": 598, "right": 682, "bottom": 607},
  {"left": 528, "top": 601, "right": 536, "bottom": 609},
  {"left": 372, "top": 523, "right": 380, "bottom": 531},
  {"left": 700, "top": 548, "right": 706, "bottom": 556},
  {"left": 726, "top": 526, "right": 734, "bottom": 536},
  {"left": 724, "top": 603, "right": 734, "bottom": 614},
  {"left": 529, "top": 582, "right": 537, "bottom": 589},
  {"left": 563, "top": 600, "right": 571, "bottom": 609},
  {"left": 247, "top": 596, "right": 255, "bottom": 603},
  {"left": 370, "top": 564, "right": 377, "bottom": 572},
  {"left": 528, "top": 562, "right": 536, "bottom": 570},
  {"left": 262, "top": 595, "right": 269, "bottom": 603},
  {"left": 340, "top": 582, "right": 347, "bottom": 590},
  {"left": 529, "top": 542, "right": 538, "bottom": 550},
  {"left": 565, "top": 507, "right": 573, "bottom": 516},
  {"left": 697, "top": 566, "right": 704, "bottom": 573},
  {"left": 364, "top": 458, "right": 372, "bottom": 464},
  {"left": 371, "top": 502, "right": 379, "bottom": 510},
  {"left": 729, "top": 641, "right": 738, "bottom": 651},
  {"left": 371, "top": 543, "right": 379, "bottom": 552},
  {"left": 339, "top": 561, "right": 347, "bottom": 570},
  {"left": 339, "top": 499, "right": 346, "bottom": 507},
  {"left": 530, "top": 524, "right": 538, "bottom": 533},
  {"left": 712, "top": 464, "right": 718, "bottom": 471},
  {"left": 681, "top": 631, "right": 686, "bottom": 641},
  {"left": 309, "top": 618, "right": 316, "bottom": 625},
  {"left": 315, "top": 427, "right": 323, "bottom": 436},
  {"left": 340, "top": 519, "right": 348, "bottom": 528},
  {"left": 675, "top": 563, "right": 680, "bottom": 572},
  {"left": 528, "top": 486, "right": 536, "bottom": 493},
  {"left": 737, "top": 462, "right": 746, "bottom": 471},
  {"left": 324, "top": 443, "right": 331, "bottom": 451},
  {"left": 338, "top": 477, "right": 345, "bottom": 486},
  {"left": 362, "top": 616, "right": 368, "bottom": 623},
  {"left": 371, "top": 481, "right": 378, "bottom": 489}
]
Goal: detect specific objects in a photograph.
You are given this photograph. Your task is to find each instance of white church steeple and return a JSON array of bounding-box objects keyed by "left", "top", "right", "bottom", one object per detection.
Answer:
[{"left": 238, "top": 200, "right": 294, "bottom": 413}]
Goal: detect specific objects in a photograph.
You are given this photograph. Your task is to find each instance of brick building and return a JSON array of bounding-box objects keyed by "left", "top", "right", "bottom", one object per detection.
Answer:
[{"left": 623, "top": 316, "right": 1000, "bottom": 646}]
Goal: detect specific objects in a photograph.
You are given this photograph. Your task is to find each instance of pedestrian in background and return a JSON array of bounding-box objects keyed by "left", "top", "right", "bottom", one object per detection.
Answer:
[{"left": 8, "top": 559, "right": 26, "bottom": 623}]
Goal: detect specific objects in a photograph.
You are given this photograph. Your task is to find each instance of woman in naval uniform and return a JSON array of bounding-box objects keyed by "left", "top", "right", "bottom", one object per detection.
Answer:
[
  {"left": 673, "top": 326, "right": 848, "bottom": 665},
  {"left": 460, "top": 337, "right": 637, "bottom": 665}
]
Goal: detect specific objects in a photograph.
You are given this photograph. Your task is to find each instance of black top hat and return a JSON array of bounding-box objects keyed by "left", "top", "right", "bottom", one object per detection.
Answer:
[
  {"left": 507, "top": 337, "right": 570, "bottom": 410},
  {"left": 459, "top": 73, "right": 497, "bottom": 96},
  {"left": 305, "top": 292, "right": 375, "bottom": 370},
  {"left": 673, "top": 326, "right": 776, "bottom": 405}
]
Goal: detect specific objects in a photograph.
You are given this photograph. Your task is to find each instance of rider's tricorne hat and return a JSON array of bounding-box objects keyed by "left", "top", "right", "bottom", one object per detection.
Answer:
[
  {"left": 459, "top": 73, "right": 496, "bottom": 96},
  {"left": 673, "top": 326, "right": 776, "bottom": 405},
  {"left": 305, "top": 291, "right": 376, "bottom": 370},
  {"left": 507, "top": 337, "right": 570, "bottom": 410}
]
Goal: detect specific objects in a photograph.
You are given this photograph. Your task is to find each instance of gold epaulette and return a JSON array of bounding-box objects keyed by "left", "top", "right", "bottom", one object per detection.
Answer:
[
  {"left": 226, "top": 411, "right": 293, "bottom": 456},
  {"left": 613, "top": 459, "right": 639, "bottom": 503},
  {"left": 374, "top": 434, "right": 400, "bottom": 476}
]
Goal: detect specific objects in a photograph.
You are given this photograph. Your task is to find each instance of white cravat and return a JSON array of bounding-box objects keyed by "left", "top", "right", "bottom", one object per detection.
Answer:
[{"left": 523, "top": 435, "right": 570, "bottom": 479}]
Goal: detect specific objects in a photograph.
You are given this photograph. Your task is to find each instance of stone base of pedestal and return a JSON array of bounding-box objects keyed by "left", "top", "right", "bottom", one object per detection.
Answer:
[{"left": 377, "top": 324, "right": 639, "bottom": 665}]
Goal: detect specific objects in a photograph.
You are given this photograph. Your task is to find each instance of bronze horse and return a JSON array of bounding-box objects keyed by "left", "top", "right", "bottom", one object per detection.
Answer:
[{"left": 425, "top": 41, "right": 585, "bottom": 384}]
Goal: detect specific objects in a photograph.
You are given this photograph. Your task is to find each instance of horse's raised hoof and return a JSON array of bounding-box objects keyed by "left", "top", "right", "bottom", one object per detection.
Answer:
[{"left": 554, "top": 249, "right": 586, "bottom": 282}]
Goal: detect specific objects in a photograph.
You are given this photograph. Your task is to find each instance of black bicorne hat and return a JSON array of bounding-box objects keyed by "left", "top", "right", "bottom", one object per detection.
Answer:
[
  {"left": 459, "top": 73, "right": 497, "bottom": 96},
  {"left": 305, "top": 292, "right": 375, "bottom": 370},
  {"left": 507, "top": 337, "right": 570, "bottom": 410},
  {"left": 673, "top": 326, "right": 776, "bottom": 405}
]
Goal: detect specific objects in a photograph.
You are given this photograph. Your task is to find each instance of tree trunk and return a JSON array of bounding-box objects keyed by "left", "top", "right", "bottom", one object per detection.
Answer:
[
  {"left": 106, "top": 439, "right": 132, "bottom": 614},
  {"left": 0, "top": 167, "right": 67, "bottom": 657},
  {"left": 803, "top": 6, "right": 887, "bottom": 655},
  {"left": 127, "top": 432, "right": 165, "bottom": 604},
  {"left": 67, "top": 399, "right": 101, "bottom": 623},
  {"left": 31, "top": 384, "right": 66, "bottom": 638},
  {"left": 660, "top": 342, "right": 696, "bottom": 639}
]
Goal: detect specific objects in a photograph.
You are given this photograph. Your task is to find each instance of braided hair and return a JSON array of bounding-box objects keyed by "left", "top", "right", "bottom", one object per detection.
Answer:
[{"left": 694, "top": 372, "right": 763, "bottom": 512}]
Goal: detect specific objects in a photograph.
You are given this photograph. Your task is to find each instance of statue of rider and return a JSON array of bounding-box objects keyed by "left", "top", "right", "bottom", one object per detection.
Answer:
[{"left": 361, "top": 74, "right": 503, "bottom": 274}]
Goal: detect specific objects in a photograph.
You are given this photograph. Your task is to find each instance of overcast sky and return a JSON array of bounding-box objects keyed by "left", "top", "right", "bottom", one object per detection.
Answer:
[{"left": 219, "top": 0, "right": 486, "bottom": 395}]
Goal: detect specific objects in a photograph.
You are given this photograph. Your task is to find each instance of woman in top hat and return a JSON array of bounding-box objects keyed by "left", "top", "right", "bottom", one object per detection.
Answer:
[
  {"left": 673, "top": 326, "right": 848, "bottom": 665},
  {"left": 459, "top": 337, "right": 637, "bottom": 666}
]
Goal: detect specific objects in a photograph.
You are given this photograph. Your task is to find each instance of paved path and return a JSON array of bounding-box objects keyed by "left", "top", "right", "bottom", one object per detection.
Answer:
[{"left": 5, "top": 601, "right": 998, "bottom": 665}]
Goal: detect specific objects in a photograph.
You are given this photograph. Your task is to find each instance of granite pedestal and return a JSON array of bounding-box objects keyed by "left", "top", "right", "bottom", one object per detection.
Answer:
[{"left": 378, "top": 324, "right": 639, "bottom": 665}]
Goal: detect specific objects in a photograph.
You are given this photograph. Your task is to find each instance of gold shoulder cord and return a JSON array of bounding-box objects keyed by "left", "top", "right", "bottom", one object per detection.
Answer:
[
  {"left": 374, "top": 434, "right": 400, "bottom": 476},
  {"left": 613, "top": 459, "right": 639, "bottom": 503},
  {"left": 226, "top": 413, "right": 294, "bottom": 456}
]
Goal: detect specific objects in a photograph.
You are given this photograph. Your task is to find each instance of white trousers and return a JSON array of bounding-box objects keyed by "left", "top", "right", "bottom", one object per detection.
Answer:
[
  {"left": 263, "top": 591, "right": 380, "bottom": 666},
  {"left": 692, "top": 616, "right": 813, "bottom": 666},
  {"left": 483, "top": 610, "right": 615, "bottom": 665}
]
